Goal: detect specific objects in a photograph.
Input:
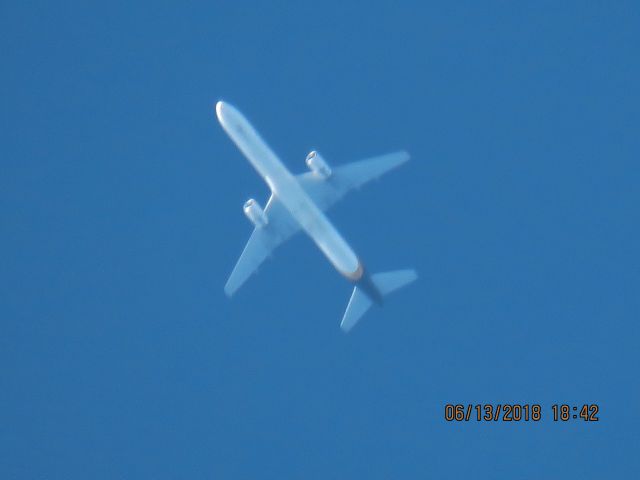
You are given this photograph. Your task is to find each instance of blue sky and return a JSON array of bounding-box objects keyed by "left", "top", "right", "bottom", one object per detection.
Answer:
[{"left": 1, "top": 1, "right": 639, "bottom": 478}]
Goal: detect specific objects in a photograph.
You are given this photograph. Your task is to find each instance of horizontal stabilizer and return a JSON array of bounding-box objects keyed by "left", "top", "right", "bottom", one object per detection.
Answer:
[
  {"left": 371, "top": 269, "right": 418, "bottom": 296},
  {"left": 340, "top": 269, "right": 417, "bottom": 332},
  {"left": 340, "top": 287, "right": 373, "bottom": 332}
]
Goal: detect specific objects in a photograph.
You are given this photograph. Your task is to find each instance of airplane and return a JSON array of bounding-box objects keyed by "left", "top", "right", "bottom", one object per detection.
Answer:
[{"left": 216, "top": 101, "right": 417, "bottom": 332}]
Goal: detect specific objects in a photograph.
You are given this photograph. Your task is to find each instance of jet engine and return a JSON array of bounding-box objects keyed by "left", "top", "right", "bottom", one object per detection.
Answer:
[
  {"left": 305, "top": 151, "right": 332, "bottom": 179},
  {"left": 243, "top": 198, "right": 268, "bottom": 228}
]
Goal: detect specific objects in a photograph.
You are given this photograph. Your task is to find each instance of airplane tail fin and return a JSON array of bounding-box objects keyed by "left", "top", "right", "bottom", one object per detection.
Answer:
[{"left": 340, "top": 269, "right": 417, "bottom": 332}]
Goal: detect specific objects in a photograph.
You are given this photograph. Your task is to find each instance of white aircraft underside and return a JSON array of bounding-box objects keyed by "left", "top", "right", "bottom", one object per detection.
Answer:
[{"left": 216, "top": 101, "right": 416, "bottom": 331}]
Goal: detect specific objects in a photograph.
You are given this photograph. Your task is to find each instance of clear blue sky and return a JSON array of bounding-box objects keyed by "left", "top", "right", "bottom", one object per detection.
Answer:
[{"left": 2, "top": 1, "right": 639, "bottom": 478}]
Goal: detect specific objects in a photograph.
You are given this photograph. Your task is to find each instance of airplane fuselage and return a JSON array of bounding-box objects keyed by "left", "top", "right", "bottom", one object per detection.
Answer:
[{"left": 216, "top": 101, "right": 366, "bottom": 283}]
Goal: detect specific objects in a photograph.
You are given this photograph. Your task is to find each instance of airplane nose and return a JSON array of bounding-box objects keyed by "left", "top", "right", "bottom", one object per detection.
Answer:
[{"left": 215, "top": 101, "right": 226, "bottom": 121}]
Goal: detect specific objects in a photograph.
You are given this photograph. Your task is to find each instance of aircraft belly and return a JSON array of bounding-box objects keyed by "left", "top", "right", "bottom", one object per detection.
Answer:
[
  {"left": 276, "top": 182, "right": 361, "bottom": 278},
  {"left": 216, "top": 100, "right": 361, "bottom": 279}
]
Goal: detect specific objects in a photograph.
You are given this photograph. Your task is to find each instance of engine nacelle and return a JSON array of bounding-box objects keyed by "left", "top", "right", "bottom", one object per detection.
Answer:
[
  {"left": 243, "top": 198, "right": 268, "bottom": 228},
  {"left": 305, "top": 151, "right": 332, "bottom": 179}
]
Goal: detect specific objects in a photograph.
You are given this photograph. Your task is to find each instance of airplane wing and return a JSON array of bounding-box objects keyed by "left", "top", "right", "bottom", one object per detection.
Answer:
[
  {"left": 224, "top": 194, "right": 300, "bottom": 296},
  {"left": 295, "top": 151, "right": 409, "bottom": 211}
]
